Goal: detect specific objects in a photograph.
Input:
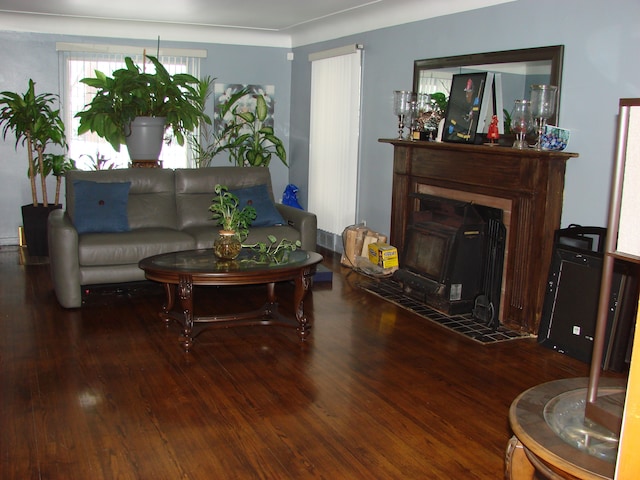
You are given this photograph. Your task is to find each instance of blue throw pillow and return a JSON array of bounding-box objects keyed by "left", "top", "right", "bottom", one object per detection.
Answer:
[
  {"left": 72, "top": 180, "right": 131, "bottom": 234},
  {"left": 230, "top": 184, "right": 286, "bottom": 227}
]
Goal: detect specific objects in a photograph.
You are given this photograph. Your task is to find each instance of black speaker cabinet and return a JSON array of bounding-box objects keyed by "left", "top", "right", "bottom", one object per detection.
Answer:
[{"left": 538, "top": 228, "right": 638, "bottom": 371}]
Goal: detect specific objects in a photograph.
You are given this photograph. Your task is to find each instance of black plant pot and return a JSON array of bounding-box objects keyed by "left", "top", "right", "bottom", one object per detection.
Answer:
[{"left": 21, "top": 203, "right": 62, "bottom": 257}]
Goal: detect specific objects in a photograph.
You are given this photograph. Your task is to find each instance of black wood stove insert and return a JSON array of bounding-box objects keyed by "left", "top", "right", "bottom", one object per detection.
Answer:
[{"left": 392, "top": 194, "right": 505, "bottom": 326}]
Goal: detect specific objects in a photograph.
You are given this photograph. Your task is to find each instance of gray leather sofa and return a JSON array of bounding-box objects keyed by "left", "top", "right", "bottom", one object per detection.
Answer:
[{"left": 48, "top": 166, "right": 317, "bottom": 308}]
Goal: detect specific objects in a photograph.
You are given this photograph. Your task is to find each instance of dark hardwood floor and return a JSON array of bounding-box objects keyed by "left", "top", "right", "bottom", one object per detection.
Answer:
[{"left": 0, "top": 245, "right": 620, "bottom": 479}]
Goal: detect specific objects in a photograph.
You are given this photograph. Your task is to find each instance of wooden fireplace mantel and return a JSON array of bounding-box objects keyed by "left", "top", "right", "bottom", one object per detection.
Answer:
[{"left": 380, "top": 138, "right": 578, "bottom": 333}]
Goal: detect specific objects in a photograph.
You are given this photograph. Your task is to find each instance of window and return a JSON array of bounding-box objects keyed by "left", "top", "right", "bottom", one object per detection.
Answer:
[
  {"left": 308, "top": 45, "right": 363, "bottom": 236},
  {"left": 57, "top": 43, "right": 204, "bottom": 170}
]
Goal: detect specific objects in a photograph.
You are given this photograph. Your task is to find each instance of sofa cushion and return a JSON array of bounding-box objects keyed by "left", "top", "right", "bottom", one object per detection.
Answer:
[
  {"left": 66, "top": 169, "right": 178, "bottom": 230},
  {"left": 230, "top": 184, "right": 286, "bottom": 227},
  {"left": 175, "top": 167, "right": 278, "bottom": 229},
  {"left": 78, "top": 228, "right": 195, "bottom": 266},
  {"left": 72, "top": 180, "right": 131, "bottom": 234}
]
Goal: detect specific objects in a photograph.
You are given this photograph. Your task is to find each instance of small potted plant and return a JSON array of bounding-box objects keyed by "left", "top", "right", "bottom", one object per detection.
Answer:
[
  {"left": 211, "top": 88, "right": 287, "bottom": 167},
  {"left": 209, "top": 184, "right": 256, "bottom": 259},
  {"left": 76, "top": 55, "right": 210, "bottom": 165},
  {"left": 0, "top": 79, "right": 68, "bottom": 256}
]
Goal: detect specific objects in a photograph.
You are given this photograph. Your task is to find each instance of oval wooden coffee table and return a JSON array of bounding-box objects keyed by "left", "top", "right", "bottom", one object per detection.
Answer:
[{"left": 139, "top": 248, "right": 323, "bottom": 350}]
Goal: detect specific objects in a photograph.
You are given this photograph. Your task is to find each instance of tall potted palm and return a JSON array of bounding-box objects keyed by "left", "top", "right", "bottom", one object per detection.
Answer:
[
  {"left": 0, "top": 79, "right": 67, "bottom": 256},
  {"left": 76, "top": 55, "right": 210, "bottom": 166}
]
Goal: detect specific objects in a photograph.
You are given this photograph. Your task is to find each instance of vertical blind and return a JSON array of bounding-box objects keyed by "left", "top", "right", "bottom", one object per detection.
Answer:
[
  {"left": 57, "top": 43, "right": 203, "bottom": 170},
  {"left": 308, "top": 46, "right": 362, "bottom": 235}
]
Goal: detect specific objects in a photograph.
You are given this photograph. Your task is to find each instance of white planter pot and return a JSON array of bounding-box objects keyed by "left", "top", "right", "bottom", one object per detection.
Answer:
[{"left": 124, "top": 116, "right": 166, "bottom": 160}]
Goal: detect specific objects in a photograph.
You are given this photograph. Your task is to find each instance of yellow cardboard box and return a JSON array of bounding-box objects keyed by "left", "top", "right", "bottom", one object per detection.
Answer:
[{"left": 368, "top": 242, "right": 398, "bottom": 269}]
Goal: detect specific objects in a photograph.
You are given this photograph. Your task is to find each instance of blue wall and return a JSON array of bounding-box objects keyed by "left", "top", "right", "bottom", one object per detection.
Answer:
[{"left": 290, "top": 0, "right": 640, "bottom": 238}]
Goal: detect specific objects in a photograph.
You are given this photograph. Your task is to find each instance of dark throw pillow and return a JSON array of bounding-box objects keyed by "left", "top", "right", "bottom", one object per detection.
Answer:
[
  {"left": 72, "top": 180, "right": 131, "bottom": 234},
  {"left": 230, "top": 184, "right": 286, "bottom": 227}
]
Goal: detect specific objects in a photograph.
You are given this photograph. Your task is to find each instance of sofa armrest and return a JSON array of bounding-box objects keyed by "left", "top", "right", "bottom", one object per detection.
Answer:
[
  {"left": 48, "top": 209, "right": 82, "bottom": 308},
  {"left": 276, "top": 204, "right": 317, "bottom": 252}
]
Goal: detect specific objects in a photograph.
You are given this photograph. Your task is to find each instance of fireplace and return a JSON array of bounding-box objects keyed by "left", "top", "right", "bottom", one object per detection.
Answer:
[
  {"left": 380, "top": 139, "right": 577, "bottom": 333},
  {"left": 393, "top": 194, "right": 502, "bottom": 319}
]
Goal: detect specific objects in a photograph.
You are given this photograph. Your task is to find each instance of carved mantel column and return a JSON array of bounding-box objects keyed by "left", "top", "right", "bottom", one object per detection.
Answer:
[{"left": 379, "top": 139, "right": 578, "bottom": 333}]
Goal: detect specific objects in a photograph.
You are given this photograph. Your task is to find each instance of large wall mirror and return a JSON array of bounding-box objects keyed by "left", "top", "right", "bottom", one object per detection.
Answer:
[{"left": 413, "top": 45, "right": 564, "bottom": 126}]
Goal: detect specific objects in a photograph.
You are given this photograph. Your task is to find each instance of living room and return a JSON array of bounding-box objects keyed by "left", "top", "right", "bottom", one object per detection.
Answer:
[
  {"left": 0, "top": 0, "right": 639, "bottom": 244},
  {"left": 1, "top": 0, "right": 640, "bottom": 478}
]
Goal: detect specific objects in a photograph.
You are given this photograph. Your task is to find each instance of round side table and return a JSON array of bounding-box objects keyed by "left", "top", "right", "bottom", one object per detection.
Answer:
[{"left": 506, "top": 377, "right": 625, "bottom": 480}]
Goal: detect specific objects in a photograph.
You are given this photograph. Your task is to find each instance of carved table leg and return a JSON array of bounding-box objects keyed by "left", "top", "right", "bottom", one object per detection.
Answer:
[
  {"left": 293, "top": 266, "right": 314, "bottom": 341},
  {"left": 264, "top": 282, "right": 278, "bottom": 317},
  {"left": 161, "top": 283, "right": 175, "bottom": 324},
  {"left": 177, "top": 274, "right": 194, "bottom": 351}
]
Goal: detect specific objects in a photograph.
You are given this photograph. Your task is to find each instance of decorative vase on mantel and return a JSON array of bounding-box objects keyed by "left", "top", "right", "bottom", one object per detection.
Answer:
[{"left": 213, "top": 230, "right": 242, "bottom": 260}]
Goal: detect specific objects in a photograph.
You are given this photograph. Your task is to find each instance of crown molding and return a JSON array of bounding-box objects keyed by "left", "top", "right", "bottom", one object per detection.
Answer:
[
  {"left": 0, "top": 0, "right": 515, "bottom": 49},
  {"left": 288, "top": 0, "right": 514, "bottom": 47},
  {"left": 0, "top": 12, "right": 292, "bottom": 48}
]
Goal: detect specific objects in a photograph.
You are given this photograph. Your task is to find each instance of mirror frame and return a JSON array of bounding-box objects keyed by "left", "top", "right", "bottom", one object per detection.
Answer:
[{"left": 413, "top": 45, "right": 564, "bottom": 126}]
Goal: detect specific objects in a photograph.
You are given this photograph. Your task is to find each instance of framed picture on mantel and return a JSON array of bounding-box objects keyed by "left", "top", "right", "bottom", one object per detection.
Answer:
[{"left": 442, "top": 72, "right": 489, "bottom": 144}]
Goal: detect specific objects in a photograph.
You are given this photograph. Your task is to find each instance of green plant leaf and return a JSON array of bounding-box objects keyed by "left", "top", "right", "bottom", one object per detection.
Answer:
[
  {"left": 236, "top": 111, "right": 255, "bottom": 124},
  {"left": 255, "top": 95, "right": 268, "bottom": 122}
]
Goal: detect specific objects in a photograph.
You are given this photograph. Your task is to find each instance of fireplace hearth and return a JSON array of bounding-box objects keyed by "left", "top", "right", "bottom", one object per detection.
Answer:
[{"left": 359, "top": 278, "right": 529, "bottom": 344}]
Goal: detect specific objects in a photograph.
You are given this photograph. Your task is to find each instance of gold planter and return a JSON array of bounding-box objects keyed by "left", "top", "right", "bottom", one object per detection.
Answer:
[{"left": 213, "top": 230, "right": 242, "bottom": 260}]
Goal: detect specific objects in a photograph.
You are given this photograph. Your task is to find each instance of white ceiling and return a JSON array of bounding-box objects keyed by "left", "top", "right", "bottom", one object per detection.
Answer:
[{"left": 0, "top": 0, "right": 515, "bottom": 47}]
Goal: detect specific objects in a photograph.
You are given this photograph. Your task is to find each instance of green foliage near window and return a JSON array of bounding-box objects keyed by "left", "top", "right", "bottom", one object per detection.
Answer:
[
  {"left": 43, "top": 154, "right": 75, "bottom": 205},
  {"left": 188, "top": 75, "right": 217, "bottom": 168},
  {"left": 0, "top": 79, "right": 67, "bottom": 206},
  {"left": 76, "top": 55, "right": 210, "bottom": 152}
]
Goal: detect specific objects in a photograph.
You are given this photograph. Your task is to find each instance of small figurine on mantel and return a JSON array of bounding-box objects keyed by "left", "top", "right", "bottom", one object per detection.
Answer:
[{"left": 486, "top": 114, "right": 500, "bottom": 145}]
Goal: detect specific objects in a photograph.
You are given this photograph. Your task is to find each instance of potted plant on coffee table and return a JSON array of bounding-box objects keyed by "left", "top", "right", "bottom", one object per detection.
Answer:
[
  {"left": 0, "top": 79, "right": 68, "bottom": 256},
  {"left": 76, "top": 55, "right": 210, "bottom": 166},
  {"left": 209, "top": 184, "right": 257, "bottom": 260}
]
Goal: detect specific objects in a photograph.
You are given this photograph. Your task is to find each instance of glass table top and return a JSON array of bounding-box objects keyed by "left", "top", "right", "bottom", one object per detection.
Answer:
[{"left": 140, "top": 248, "right": 321, "bottom": 274}]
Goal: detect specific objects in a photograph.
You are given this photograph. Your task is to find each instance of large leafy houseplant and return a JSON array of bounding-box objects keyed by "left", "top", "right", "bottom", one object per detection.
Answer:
[
  {"left": 213, "top": 88, "right": 287, "bottom": 167},
  {"left": 76, "top": 55, "right": 210, "bottom": 156},
  {"left": 0, "top": 79, "right": 67, "bottom": 207},
  {"left": 0, "top": 79, "right": 69, "bottom": 256}
]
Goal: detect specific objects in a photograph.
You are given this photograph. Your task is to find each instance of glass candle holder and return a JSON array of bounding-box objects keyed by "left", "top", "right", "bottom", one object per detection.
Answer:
[
  {"left": 393, "top": 90, "right": 413, "bottom": 139},
  {"left": 530, "top": 85, "right": 558, "bottom": 150},
  {"left": 510, "top": 99, "right": 533, "bottom": 149}
]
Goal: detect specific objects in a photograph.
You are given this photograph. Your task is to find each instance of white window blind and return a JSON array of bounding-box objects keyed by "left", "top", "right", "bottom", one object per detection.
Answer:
[
  {"left": 417, "top": 70, "right": 453, "bottom": 96},
  {"left": 308, "top": 46, "right": 362, "bottom": 236},
  {"left": 57, "top": 43, "right": 203, "bottom": 170}
]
